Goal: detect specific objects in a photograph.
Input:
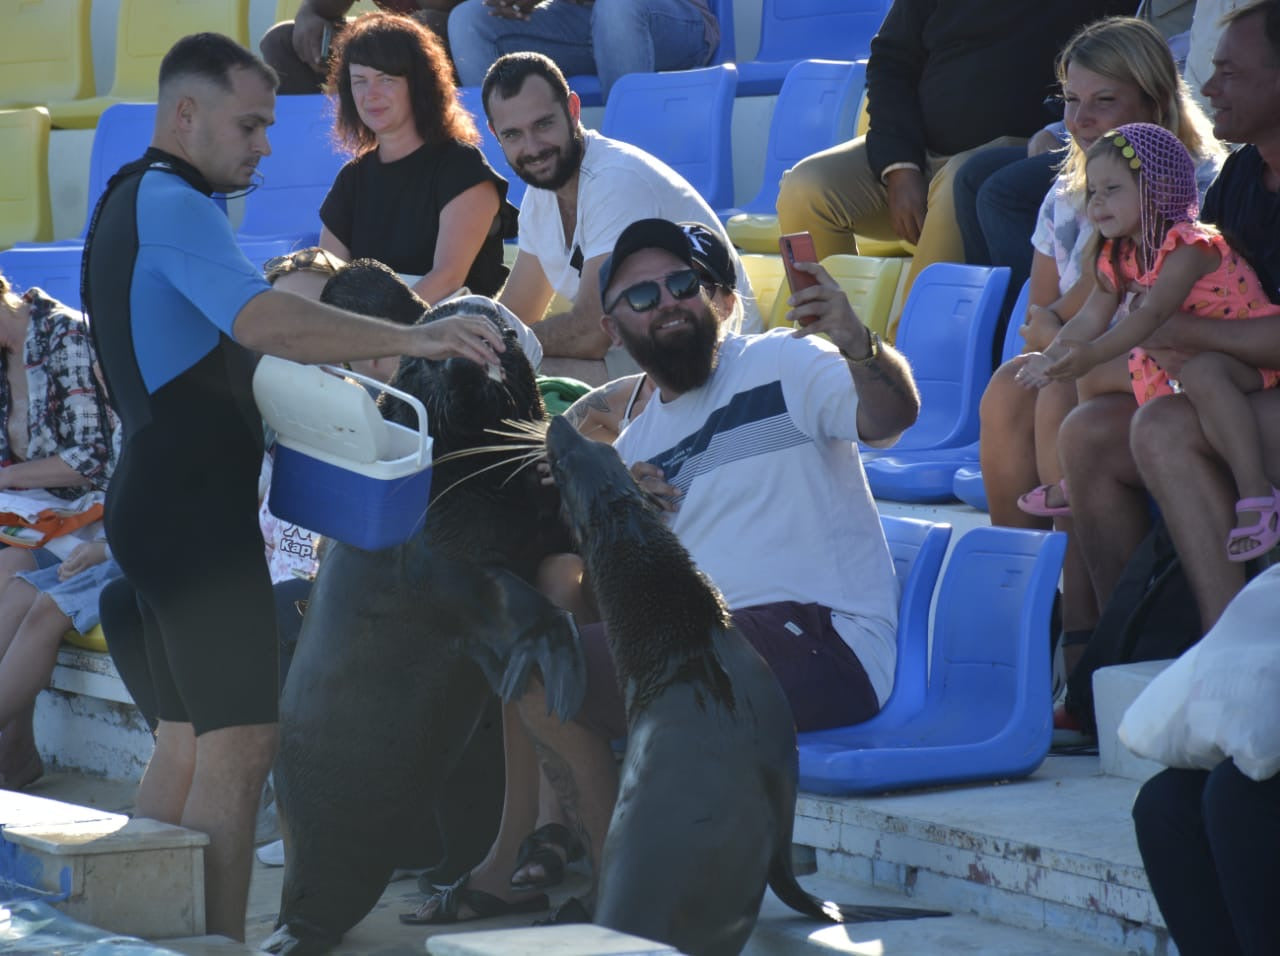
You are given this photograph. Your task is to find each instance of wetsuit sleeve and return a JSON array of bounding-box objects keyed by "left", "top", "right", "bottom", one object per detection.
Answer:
[
  {"left": 138, "top": 182, "right": 271, "bottom": 339},
  {"left": 46, "top": 316, "right": 112, "bottom": 482}
]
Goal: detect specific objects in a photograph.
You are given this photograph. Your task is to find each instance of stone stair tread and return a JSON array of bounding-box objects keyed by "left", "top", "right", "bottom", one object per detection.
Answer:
[{"left": 4, "top": 814, "right": 207, "bottom": 854}]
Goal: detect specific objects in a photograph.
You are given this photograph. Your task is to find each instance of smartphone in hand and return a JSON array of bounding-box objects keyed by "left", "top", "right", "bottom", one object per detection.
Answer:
[{"left": 779, "top": 232, "right": 820, "bottom": 325}]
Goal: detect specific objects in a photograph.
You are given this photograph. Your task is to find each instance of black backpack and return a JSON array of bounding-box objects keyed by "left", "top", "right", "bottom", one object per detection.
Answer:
[{"left": 1064, "top": 516, "right": 1202, "bottom": 734}]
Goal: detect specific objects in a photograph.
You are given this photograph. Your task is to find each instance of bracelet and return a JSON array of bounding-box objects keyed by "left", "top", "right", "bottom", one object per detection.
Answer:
[{"left": 841, "top": 329, "right": 881, "bottom": 366}]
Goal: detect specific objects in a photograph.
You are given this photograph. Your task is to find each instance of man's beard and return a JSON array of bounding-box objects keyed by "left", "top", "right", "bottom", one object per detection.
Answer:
[
  {"left": 514, "top": 126, "right": 585, "bottom": 191},
  {"left": 615, "top": 303, "right": 719, "bottom": 395}
]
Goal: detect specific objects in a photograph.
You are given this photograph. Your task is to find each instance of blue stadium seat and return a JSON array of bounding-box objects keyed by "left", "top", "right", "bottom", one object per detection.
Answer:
[
  {"left": 797, "top": 526, "right": 1067, "bottom": 795},
  {"left": 600, "top": 63, "right": 738, "bottom": 213},
  {"left": 723, "top": 58, "right": 863, "bottom": 246},
  {"left": 566, "top": 0, "right": 737, "bottom": 107},
  {"left": 0, "top": 102, "right": 156, "bottom": 308},
  {"left": 864, "top": 263, "right": 1009, "bottom": 460},
  {"left": 237, "top": 94, "right": 347, "bottom": 268},
  {"left": 874, "top": 515, "right": 952, "bottom": 731},
  {"left": 953, "top": 280, "right": 1034, "bottom": 511},
  {"left": 736, "top": 0, "right": 890, "bottom": 97},
  {"left": 864, "top": 278, "right": 1026, "bottom": 503},
  {"left": 456, "top": 85, "right": 526, "bottom": 212}
]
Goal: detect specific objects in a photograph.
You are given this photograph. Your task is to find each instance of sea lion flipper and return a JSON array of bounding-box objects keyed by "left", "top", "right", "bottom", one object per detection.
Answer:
[
  {"left": 500, "top": 609, "right": 585, "bottom": 722},
  {"left": 461, "top": 570, "right": 587, "bottom": 720}
]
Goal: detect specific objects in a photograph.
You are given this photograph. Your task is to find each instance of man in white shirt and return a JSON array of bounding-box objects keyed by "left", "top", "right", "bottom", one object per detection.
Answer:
[
  {"left": 405, "top": 217, "right": 918, "bottom": 924},
  {"left": 480, "top": 52, "right": 760, "bottom": 386}
]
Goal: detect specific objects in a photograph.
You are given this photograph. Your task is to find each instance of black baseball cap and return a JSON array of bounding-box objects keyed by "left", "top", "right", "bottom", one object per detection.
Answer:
[{"left": 598, "top": 218, "right": 736, "bottom": 310}]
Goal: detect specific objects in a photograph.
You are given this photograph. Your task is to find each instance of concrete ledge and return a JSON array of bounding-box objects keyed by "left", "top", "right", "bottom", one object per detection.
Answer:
[
  {"left": 426, "top": 925, "right": 678, "bottom": 955},
  {"left": 1093, "top": 661, "right": 1175, "bottom": 782},
  {"left": 794, "top": 756, "right": 1169, "bottom": 953},
  {"left": 1, "top": 790, "right": 207, "bottom": 939}
]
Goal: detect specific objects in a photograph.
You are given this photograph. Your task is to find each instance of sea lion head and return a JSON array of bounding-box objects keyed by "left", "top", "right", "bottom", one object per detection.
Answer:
[
  {"left": 545, "top": 414, "right": 653, "bottom": 549},
  {"left": 382, "top": 296, "right": 545, "bottom": 455}
]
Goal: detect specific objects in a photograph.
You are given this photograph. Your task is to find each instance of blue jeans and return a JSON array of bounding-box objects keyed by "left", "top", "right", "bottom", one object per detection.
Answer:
[
  {"left": 1133, "top": 762, "right": 1280, "bottom": 955},
  {"left": 449, "top": 0, "right": 712, "bottom": 99}
]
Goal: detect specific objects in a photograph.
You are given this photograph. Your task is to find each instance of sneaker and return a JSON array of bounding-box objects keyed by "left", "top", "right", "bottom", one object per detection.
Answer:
[
  {"left": 256, "top": 839, "right": 285, "bottom": 867},
  {"left": 1051, "top": 703, "right": 1091, "bottom": 748}
]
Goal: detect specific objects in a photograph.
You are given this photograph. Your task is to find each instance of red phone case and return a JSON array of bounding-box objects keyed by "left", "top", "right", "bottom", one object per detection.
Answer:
[{"left": 779, "top": 232, "right": 820, "bottom": 293}]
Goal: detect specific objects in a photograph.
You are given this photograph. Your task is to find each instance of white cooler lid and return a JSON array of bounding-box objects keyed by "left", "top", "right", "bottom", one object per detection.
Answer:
[{"left": 252, "top": 356, "right": 431, "bottom": 469}]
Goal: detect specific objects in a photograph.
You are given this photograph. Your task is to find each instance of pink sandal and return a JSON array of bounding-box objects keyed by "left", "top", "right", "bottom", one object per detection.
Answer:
[
  {"left": 1227, "top": 490, "right": 1280, "bottom": 563},
  {"left": 1017, "top": 479, "right": 1071, "bottom": 517}
]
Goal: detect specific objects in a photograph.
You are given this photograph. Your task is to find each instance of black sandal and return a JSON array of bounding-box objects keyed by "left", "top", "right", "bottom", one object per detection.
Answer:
[
  {"left": 509, "top": 822, "right": 585, "bottom": 892},
  {"left": 399, "top": 872, "right": 549, "bottom": 925}
]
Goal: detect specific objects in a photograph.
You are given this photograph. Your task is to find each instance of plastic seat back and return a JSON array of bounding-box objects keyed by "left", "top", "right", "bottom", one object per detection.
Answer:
[
  {"left": 797, "top": 526, "right": 1066, "bottom": 794},
  {"left": 0, "top": 0, "right": 94, "bottom": 107},
  {"left": 872, "top": 515, "right": 952, "bottom": 728},
  {"left": 739, "top": 59, "right": 865, "bottom": 217},
  {"left": 736, "top": 0, "right": 890, "bottom": 95},
  {"left": 109, "top": 0, "right": 250, "bottom": 101},
  {"left": 457, "top": 85, "right": 526, "bottom": 211},
  {"left": 0, "top": 108, "right": 53, "bottom": 250},
  {"left": 926, "top": 528, "right": 1062, "bottom": 735},
  {"left": 567, "top": 0, "right": 737, "bottom": 107},
  {"left": 47, "top": 0, "right": 250, "bottom": 127},
  {"left": 737, "top": 254, "right": 786, "bottom": 325},
  {"left": 889, "top": 263, "right": 1010, "bottom": 451},
  {"left": 813, "top": 254, "right": 903, "bottom": 337},
  {"left": 1000, "top": 278, "right": 1032, "bottom": 363},
  {"left": 601, "top": 63, "right": 738, "bottom": 212},
  {"left": 237, "top": 94, "right": 345, "bottom": 246}
]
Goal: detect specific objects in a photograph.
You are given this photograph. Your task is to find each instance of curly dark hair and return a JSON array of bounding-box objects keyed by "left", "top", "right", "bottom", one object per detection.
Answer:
[{"left": 327, "top": 13, "right": 478, "bottom": 155}]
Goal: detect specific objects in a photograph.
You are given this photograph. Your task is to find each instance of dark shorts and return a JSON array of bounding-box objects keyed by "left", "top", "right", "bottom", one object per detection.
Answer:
[
  {"left": 575, "top": 600, "right": 881, "bottom": 740},
  {"left": 104, "top": 391, "right": 278, "bottom": 736}
]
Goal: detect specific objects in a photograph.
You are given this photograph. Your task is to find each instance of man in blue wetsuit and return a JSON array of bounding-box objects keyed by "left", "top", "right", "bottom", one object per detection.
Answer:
[{"left": 81, "top": 32, "right": 506, "bottom": 941}]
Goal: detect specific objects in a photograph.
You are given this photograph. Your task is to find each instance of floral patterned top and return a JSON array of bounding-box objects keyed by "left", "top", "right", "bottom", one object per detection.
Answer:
[{"left": 0, "top": 289, "right": 115, "bottom": 499}]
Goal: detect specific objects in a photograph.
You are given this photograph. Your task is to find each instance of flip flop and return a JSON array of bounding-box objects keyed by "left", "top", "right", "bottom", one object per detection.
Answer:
[
  {"left": 399, "top": 872, "right": 549, "bottom": 925},
  {"left": 509, "top": 822, "right": 585, "bottom": 892},
  {"left": 1227, "top": 490, "right": 1280, "bottom": 563},
  {"left": 1017, "top": 479, "right": 1071, "bottom": 517}
]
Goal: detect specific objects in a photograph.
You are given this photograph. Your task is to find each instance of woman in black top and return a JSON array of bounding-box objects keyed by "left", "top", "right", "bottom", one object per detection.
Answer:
[{"left": 320, "top": 13, "right": 517, "bottom": 303}]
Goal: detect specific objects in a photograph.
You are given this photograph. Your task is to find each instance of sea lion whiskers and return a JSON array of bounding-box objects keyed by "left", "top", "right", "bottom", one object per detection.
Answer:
[{"left": 425, "top": 446, "right": 547, "bottom": 513}]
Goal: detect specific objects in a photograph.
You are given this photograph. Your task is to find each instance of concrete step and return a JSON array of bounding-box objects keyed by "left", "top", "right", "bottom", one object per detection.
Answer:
[
  {"left": 0, "top": 789, "right": 207, "bottom": 939},
  {"left": 794, "top": 754, "right": 1168, "bottom": 954},
  {"left": 1093, "top": 661, "right": 1175, "bottom": 782}
]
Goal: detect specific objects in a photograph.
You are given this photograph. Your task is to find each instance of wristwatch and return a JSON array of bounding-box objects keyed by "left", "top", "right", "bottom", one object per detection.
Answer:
[{"left": 841, "top": 328, "right": 881, "bottom": 365}]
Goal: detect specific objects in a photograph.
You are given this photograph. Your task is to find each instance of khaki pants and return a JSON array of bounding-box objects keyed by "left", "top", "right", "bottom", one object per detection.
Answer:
[{"left": 776, "top": 134, "right": 1026, "bottom": 341}]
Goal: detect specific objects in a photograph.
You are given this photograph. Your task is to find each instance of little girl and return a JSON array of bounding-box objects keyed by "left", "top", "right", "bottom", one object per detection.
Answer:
[{"left": 1016, "top": 122, "right": 1280, "bottom": 562}]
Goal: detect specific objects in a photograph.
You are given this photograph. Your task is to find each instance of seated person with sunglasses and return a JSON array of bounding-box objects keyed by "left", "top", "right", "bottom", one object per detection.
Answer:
[{"left": 405, "top": 217, "right": 920, "bottom": 923}]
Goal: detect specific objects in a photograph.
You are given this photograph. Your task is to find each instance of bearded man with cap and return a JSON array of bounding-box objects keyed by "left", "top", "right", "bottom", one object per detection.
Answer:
[{"left": 404, "top": 216, "right": 920, "bottom": 925}]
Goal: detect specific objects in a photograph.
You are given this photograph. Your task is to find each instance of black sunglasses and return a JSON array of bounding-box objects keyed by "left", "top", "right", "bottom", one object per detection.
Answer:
[{"left": 606, "top": 268, "right": 704, "bottom": 313}]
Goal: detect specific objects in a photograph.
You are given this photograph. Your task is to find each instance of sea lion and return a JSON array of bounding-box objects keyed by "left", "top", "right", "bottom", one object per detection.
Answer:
[
  {"left": 262, "top": 300, "right": 584, "bottom": 956},
  {"left": 544, "top": 415, "right": 946, "bottom": 956}
]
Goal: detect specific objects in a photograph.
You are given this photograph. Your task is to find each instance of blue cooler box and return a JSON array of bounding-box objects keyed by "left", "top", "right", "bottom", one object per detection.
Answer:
[{"left": 252, "top": 356, "right": 433, "bottom": 551}]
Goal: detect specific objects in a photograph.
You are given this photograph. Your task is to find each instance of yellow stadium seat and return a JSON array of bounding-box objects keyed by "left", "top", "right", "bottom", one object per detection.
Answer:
[
  {"left": 64, "top": 623, "right": 108, "bottom": 653},
  {"left": 0, "top": 107, "right": 53, "bottom": 250},
  {"left": 815, "top": 254, "right": 904, "bottom": 339},
  {"left": 46, "top": 0, "right": 251, "bottom": 129},
  {"left": 725, "top": 213, "right": 783, "bottom": 256},
  {"left": 738, "top": 253, "right": 786, "bottom": 325},
  {"left": 0, "top": 0, "right": 94, "bottom": 108},
  {"left": 274, "top": 0, "right": 380, "bottom": 24}
]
